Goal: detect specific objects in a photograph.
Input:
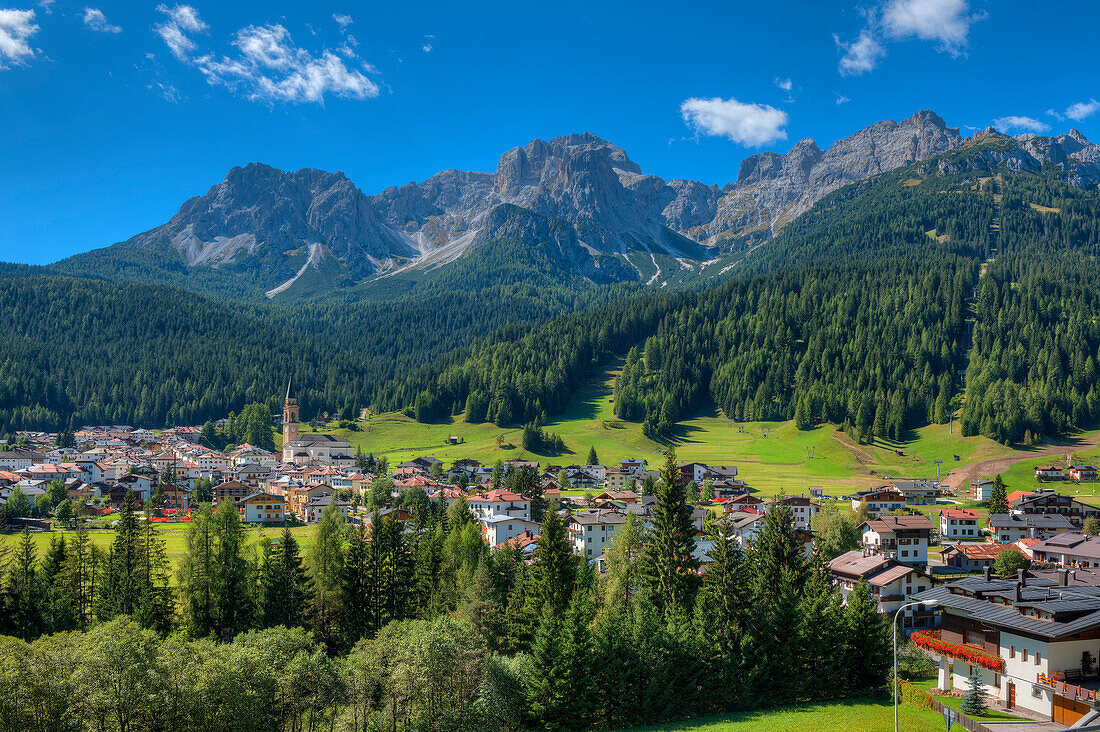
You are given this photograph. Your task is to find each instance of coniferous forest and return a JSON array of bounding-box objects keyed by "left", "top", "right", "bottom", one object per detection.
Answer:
[
  {"left": 0, "top": 454, "right": 892, "bottom": 732},
  {"left": 2, "top": 145, "right": 1100, "bottom": 446}
]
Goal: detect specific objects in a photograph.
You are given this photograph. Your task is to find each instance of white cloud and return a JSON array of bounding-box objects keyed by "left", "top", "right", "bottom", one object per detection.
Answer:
[
  {"left": 883, "top": 0, "right": 978, "bottom": 55},
  {"left": 83, "top": 7, "right": 121, "bottom": 33},
  {"left": 332, "top": 14, "right": 352, "bottom": 28},
  {"left": 836, "top": 93, "right": 851, "bottom": 105},
  {"left": 154, "top": 4, "right": 207, "bottom": 60},
  {"left": 36, "top": 0, "right": 52, "bottom": 14},
  {"left": 194, "top": 23, "right": 379, "bottom": 104},
  {"left": 774, "top": 77, "right": 792, "bottom": 92},
  {"left": 0, "top": 8, "right": 37, "bottom": 68},
  {"left": 835, "top": 30, "right": 885, "bottom": 76},
  {"left": 680, "top": 96, "right": 789, "bottom": 147},
  {"left": 1066, "top": 99, "right": 1100, "bottom": 122},
  {"left": 993, "top": 115, "right": 1050, "bottom": 134},
  {"left": 421, "top": 42, "right": 431, "bottom": 53}
]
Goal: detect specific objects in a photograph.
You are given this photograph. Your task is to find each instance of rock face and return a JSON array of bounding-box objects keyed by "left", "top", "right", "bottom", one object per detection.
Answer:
[{"left": 65, "top": 111, "right": 1100, "bottom": 298}]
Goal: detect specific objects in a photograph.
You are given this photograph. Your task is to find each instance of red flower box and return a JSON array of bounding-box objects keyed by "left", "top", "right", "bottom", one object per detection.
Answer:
[{"left": 911, "top": 629, "right": 1005, "bottom": 673}]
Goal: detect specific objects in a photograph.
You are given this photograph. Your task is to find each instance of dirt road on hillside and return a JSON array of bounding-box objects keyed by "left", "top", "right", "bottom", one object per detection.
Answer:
[{"left": 942, "top": 433, "right": 1100, "bottom": 492}]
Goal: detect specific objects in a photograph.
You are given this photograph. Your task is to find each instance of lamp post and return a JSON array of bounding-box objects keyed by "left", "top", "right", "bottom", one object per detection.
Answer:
[{"left": 894, "top": 598, "right": 939, "bottom": 732}]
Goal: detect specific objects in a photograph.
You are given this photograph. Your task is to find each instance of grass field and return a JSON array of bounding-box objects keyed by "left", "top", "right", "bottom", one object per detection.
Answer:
[
  {"left": 622, "top": 697, "right": 945, "bottom": 731},
  {"left": 910, "top": 679, "right": 1023, "bottom": 722},
  {"left": 0, "top": 523, "right": 318, "bottom": 577},
  {"left": 304, "top": 364, "right": 1018, "bottom": 498}
]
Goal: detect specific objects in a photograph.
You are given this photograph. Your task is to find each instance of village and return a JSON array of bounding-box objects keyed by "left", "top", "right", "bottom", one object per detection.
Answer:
[{"left": 7, "top": 395, "right": 1100, "bottom": 727}]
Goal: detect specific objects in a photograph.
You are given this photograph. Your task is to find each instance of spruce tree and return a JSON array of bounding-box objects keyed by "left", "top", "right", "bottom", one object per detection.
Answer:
[
  {"left": 3, "top": 528, "right": 44, "bottom": 640},
  {"left": 745, "top": 503, "right": 807, "bottom": 705},
  {"left": 601, "top": 512, "right": 644, "bottom": 617},
  {"left": 586, "top": 446, "right": 598, "bottom": 466},
  {"left": 843, "top": 578, "right": 892, "bottom": 695},
  {"left": 210, "top": 499, "right": 253, "bottom": 639},
  {"left": 799, "top": 552, "right": 846, "bottom": 701},
  {"left": 59, "top": 523, "right": 96, "bottom": 629},
  {"left": 527, "top": 510, "right": 576, "bottom": 617},
  {"left": 339, "top": 523, "right": 376, "bottom": 644},
  {"left": 988, "top": 474, "right": 1009, "bottom": 514},
  {"left": 374, "top": 513, "right": 414, "bottom": 625},
  {"left": 259, "top": 527, "right": 311, "bottom": 630},
  {"left": 638, "top": 450, "right": 699, "bottom": 618},
  {"left": 962, "top": 666, "right": 987, "bottom": 716}
]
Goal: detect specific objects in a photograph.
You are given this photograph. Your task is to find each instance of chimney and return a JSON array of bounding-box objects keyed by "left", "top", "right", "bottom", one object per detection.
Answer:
[
  {"left": 1017, "top": 568, "right": 1027, "bottom": 587},
  {"left": 1014, "top": 582, "right": 1022, "bottom": 602},
  {"left": 1060, "top": 568, "right": 1070, "bottom": 587},
  {"left": 983, "top": 566, "right": 992, "bottom": 582}
]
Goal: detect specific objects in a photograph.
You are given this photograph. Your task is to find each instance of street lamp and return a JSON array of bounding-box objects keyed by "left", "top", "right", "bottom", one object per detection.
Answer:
[{"left": 894, "top": 598, "right": 939, "bottom": 732}]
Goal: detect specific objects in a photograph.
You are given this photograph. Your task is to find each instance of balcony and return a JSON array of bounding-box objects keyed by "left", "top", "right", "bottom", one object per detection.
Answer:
[
  {"left": 1037, "top": 672, "right": 1100, "bottom": 706},
  {"left": 911, "top": 630, "right": 1005, "bottom": 672}
]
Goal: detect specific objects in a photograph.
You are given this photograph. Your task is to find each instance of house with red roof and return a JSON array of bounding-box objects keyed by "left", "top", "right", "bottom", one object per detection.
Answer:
[{"left": 938, "top": 508, "right": 981, "bottom": 540}]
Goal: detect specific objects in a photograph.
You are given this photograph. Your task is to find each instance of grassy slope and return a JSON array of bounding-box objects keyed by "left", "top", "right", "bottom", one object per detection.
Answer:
[
  {"left": 306, "top": 364, "right": 1015, "bottom": 498},
  {"left": 622, "top": 698, "right": 944, "bottom": 731},
  {"left": 0, "top": 524, "right": 318, "bottom": 577}
]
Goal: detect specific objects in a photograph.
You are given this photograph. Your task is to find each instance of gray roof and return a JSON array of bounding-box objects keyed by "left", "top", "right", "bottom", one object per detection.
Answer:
[
  {"left": 1032, "top": 533, "right": 1100, "bottom": 560},
  {"left": 913, "top": 576, "right": 1100, "bottom": 640},
  {"left": 988, "top": 513, "right": 1076, "bottom": 530}
]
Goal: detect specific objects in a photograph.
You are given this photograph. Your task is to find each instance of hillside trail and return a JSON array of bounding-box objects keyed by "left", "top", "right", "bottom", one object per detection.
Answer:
[{"left": 941, "top": 432, "right": 1100, "bottom": 492}]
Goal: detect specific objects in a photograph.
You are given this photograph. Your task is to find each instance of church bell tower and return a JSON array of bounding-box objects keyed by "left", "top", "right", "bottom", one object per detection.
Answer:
[{"left": 283, "top": 379, "right": 300, "bottom": 446}]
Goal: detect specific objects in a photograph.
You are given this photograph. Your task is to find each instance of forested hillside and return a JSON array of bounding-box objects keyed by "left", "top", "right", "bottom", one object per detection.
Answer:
[
  {"left": 5, "top": 138, "right": 1100, "bottom": 446},
  {"left": 0, "top": 272, "right": 632, "bottom": 436},
  {"left": 380, "top": 144, "right": 1100, "bottom": 446}
]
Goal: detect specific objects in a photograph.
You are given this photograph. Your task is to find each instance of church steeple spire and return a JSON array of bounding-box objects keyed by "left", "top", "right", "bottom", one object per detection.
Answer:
[{"left": 282, "top": 379, "right": 299, "bottom": 447}]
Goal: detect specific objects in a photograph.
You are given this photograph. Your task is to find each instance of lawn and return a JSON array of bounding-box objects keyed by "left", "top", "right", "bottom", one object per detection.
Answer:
[
  {"left": 911, "top": 679, "right": 1024, "bottom": 722},
  {"left": 0, "top": 523, "right": 318, "bottom": 577},
  {"left": 303, "top": 363, "right": 1021, "bottom": 499},
  {"left": 621, "top": 697, "right": 946, "bottom": 731}
]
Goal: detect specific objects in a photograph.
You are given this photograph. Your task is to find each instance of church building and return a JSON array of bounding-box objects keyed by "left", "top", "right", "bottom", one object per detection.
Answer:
[{"left": 280, "top": 382, "right": 354, "bottom": 466}]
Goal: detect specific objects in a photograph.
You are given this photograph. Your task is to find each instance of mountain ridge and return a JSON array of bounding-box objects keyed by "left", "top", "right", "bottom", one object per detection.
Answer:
[{"left": 48, "top": 111, "right": 1100, "bottom": 300}]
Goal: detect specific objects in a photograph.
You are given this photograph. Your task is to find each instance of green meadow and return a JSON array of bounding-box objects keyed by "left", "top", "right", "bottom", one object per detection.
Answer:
[
  {"left": 303, "top": 364, "right": 1019, "bottom": 498},
  {"left": 0, "top": 523, "right": 318, "bottom": 578}
]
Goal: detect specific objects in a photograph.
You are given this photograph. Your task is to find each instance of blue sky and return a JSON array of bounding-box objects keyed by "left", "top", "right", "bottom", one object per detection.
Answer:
[{"left": 0, "top": 0, "right": 1097, "bottom": 264}]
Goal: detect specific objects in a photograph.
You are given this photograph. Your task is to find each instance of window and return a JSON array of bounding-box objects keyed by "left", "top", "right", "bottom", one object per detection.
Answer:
[
  {"left": 1010, "top": 646, "right": 1015, "bottom": 659},
  {"left": 1035, "top": 652, "right": 1041, "bottom": 665},
  {"left": 1022, "top": 649, "right": 1028, "bottom": 662}
]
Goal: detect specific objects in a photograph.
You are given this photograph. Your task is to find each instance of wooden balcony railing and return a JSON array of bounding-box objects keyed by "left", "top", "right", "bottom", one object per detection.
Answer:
[{"left": 1037, "top": 673, "right": 1099, "bottom": 703}]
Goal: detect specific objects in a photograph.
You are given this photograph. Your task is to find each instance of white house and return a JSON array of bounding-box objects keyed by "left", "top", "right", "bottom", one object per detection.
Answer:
[
  {"left": 860, "top": 515, "right": 933, "bottom": 565},
  {"left": 915, "top": 571, "right": 1100, "bottom": 726},
  {"left": 938, "top": 508, "right": 981, "bottom": 540},
  {"left": 565, "top": 509, "right": 627, "bottom": 559},
  {"left": 481, "top": 515, "right": 542, "bottom": 548},
  {"left": 467, "top": 489, "right": 531, "bottom": 521}
]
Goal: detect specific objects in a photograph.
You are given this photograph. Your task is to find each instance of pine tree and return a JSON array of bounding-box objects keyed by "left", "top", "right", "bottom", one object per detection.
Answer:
[
  {"left": 339, "top": 523, "right": 376, "bottom": 644},
  {"left": 133, "top": 519, "right": 174, "bottom": 634},
  {"left": 988, "top": 474, "right": 1009, "bottom": 514},
  {"left": 527, "top": 510, "right": 576, "bottom": 617},
  {"left": 259, "top": 527, "right": 311, "bottom": 630},
  {"left": 962, "top": 666, "right": 987, "bottom": 716},
  {"left": 586, "top": 446, "right": 598, "bottom": 466},
  {"left": 638, "top": 450, "right": 699, "bottom": 617}
]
